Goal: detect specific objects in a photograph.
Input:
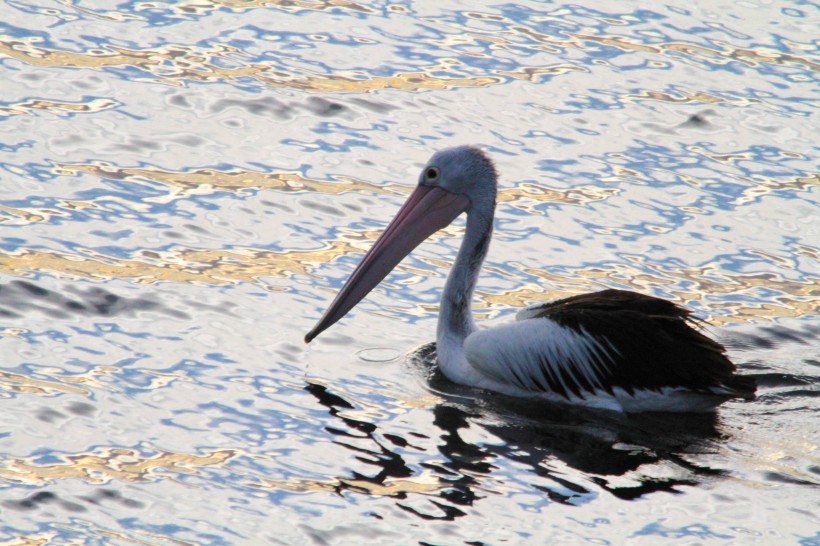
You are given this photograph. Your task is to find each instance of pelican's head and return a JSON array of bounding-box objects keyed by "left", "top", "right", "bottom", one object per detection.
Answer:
[
  {"left": 304, "top": 146, "right": 497, "bottom": 343},
  {"left": 418, "top": 146, "right": 498, "bottom": 218}
]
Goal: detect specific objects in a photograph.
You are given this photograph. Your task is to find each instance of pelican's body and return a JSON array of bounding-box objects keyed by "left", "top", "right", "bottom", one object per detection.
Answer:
[{"left": 305, "top": 146, "right": 755, "bottom": 413}]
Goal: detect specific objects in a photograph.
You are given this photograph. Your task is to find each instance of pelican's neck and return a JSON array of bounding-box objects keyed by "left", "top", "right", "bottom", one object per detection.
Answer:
[{"left": 436, "top": 209, "right": 493, "bottom": 383}]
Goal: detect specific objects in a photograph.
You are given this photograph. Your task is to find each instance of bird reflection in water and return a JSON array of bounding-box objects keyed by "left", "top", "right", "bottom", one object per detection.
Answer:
[{"left": 303, "top": 347, "right": 730, "bottom": 520}]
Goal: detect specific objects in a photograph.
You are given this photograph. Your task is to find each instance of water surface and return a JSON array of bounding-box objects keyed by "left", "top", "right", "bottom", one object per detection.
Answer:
[{"left": 0, "top": 1, "right": 818, "bottom": 544}]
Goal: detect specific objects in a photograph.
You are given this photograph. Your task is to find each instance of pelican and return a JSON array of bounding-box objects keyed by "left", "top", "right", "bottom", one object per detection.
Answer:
[{"left": 305, "top": 146, "right": 756, "bottom": 413}]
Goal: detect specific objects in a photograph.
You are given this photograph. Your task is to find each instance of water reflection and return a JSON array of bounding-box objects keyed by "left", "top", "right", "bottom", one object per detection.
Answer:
[{"left": 300, "top": 345, "right": 741, "bottom": 521}]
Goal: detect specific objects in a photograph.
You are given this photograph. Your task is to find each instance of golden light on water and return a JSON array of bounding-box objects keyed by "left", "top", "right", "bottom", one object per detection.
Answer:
[{"left": 0, "top": 448, "right": 237, "bottom": 485}]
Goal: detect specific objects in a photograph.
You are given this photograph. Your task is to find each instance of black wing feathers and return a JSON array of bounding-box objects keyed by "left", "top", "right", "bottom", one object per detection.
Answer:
[{"left": 524, "top": 290, "right": 755, "bottom": 399}]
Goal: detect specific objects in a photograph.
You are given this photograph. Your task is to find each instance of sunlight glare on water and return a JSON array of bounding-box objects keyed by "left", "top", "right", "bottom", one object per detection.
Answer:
[{"left": 0, "top": 1, "right": 818, "bottom": 544}]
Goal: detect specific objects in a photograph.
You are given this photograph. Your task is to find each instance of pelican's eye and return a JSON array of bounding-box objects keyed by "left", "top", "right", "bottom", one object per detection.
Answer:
[{"left": 424, "top": 167, "right": 440, "bottom": 182}]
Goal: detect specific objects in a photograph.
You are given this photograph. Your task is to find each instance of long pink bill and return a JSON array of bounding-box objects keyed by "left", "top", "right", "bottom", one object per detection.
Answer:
[{"left": 305, "top": 185, "right": 470, "bottom": 343}]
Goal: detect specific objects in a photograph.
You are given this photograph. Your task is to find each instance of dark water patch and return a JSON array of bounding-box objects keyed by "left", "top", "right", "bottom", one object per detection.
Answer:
[
  {"left": 109, "top": 136, "right": 164, "bottom": 154},
  {"left": 261, "top": 199, "right": 294, "bottom": 213},
  {"left": 349, "top": 97, "right": 399, "bottom": 114},
  {"left": 4, "top": 490, "right": 86, "bottom": 513},
  {"left": 303, "top": 97, "right": 347, "bottom": 117},
  {"left": 168, "top": 93, "right": 192, "bottom": 108},
  {"left": 36, "top": 408, "right": 67, "bottom": 423},
  {"left": 762, "top": 471, "right": 819, "bottom": 487},
  {"left": 68, "top": 401, "right": 96, "bottom": 416},
  {"left": 81, "top": 488, "right": 145, "bottom": 509},
  {"left": 2, "top": 488, "right": 144, "bottom": 514},
  {"left": 747, "top": 372, "right": 816, "bottom": 389},
  {"left": 786, "top": 389, "right": 820, "bottom": 398},
  {"left": 0, "top": 280, "right": 190, "bottom": 320},
  {"left": 210, "top": 96, "right": 296, "bottom": 120},
  {"left": 301, "top": 199, "right": 345, "bottom": 217},
  {"left": 760, "top": 324, "right": 820, "bottom": 345},
  {"left": 31, "top": 402, "right": 97, "bottom": 422},
  {"left": 638, "top": 109, "right": 722, "bottom": 135},
  {"left": 678, "top": 109, "right": 719, "bottom": 129},
  {"left": 209, "top": 95, "right": 354, "bottom": 121},
  {"left": 723, "top": 322, "right": 820, "bottom": 350}
]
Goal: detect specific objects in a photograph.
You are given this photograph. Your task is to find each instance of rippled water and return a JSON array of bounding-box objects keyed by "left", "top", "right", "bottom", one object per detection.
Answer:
[{"left": 1, "top": 1, "right": 818, "bottom": 544}]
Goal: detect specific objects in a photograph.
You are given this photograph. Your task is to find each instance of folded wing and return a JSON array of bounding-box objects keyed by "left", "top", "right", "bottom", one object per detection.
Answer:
[{"left": 464, "top": 290, "right": 755, "bottom": 405}]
